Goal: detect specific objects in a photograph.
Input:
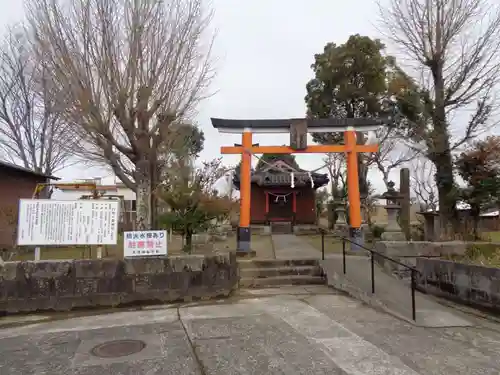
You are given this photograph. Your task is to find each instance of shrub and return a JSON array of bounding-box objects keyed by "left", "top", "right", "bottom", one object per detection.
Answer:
[{"left": 371, "top": 224, "right": 385, "bottom": 239}]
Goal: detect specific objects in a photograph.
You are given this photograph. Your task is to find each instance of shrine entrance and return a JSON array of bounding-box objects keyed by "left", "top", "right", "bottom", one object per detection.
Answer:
[
  {"left": 211, "top": 117, "right": 384, "bottom": 252},
  {"left": 267, "top": 191, "right": 294, "bottom": 222}
]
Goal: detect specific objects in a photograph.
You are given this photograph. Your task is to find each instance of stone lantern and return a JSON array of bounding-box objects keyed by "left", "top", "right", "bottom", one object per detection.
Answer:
[
  {"left": 334, "top": 200, "right": 348, "bottom": 236},
  {"left": 380, "top": 181, "right": 406, "bottom": 241}
]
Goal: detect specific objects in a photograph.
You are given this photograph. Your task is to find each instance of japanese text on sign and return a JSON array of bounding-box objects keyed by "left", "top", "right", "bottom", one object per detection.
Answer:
[
  {"left": 123, "top": 230, "right": 167, "bottom": 257},
  {"left": 17, "top": 199, "right": 119, "bottom": 246}
]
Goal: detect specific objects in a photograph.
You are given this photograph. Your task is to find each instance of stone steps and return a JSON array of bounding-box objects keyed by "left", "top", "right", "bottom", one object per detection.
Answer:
[
  {"left": 238, "top": 259, "right": 319, "bottom": 269},
  {"left": 240, "top": 275, "right": 325, "bottom": 288},
  {"left": 238, "top": 259, "right": 325, "bottom": 288},
  {"left": 240, "top": 265, "right": 322, "bottom": 278},
  {"left": 271, "top": 222, "right": 292, "bottom": 234}
]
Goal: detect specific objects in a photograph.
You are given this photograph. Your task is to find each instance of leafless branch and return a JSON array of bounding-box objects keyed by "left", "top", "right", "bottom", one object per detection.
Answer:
[
  {"left": 27, "top": 0, "right": 215, "bottom": 229},
  {"left": 410, "top": 157, "right": 438, "bottom": 211},
  {"left": 0, "top": 25, "right": 73, "bottom": 175},
  {"left": 323, "top": 153, "right": 345, "bottom": 198},
  {"left": 379, "top": 0, "right": 500, "bottom": 150},
  {"left": 366, "top": 127, "right": 418, "bottom": 189}
]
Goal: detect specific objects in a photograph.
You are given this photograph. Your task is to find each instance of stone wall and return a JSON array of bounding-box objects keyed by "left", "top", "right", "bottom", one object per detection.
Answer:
[
  {"left": 0, "top": 253, "right": 238, "bottom": 314},
  {"left": 416, "top": 257, "right": 500, "bottom": 312},
  {"left": 374, "top": 241, "right": 473, "bottom": 276}
]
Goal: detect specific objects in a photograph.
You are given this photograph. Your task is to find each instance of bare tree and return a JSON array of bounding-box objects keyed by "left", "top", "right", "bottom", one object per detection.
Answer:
[
  {"left": 324, "top": 153, "right": 346, "bottom": 199},
  {"left": 366, "top": 127, "right": 417, "bottom": 190},
  {"left": 410, "top": 157, "right": 438, "bottom": 211},
  {"left": 27, "top": 0, "right": 215, "bottom": 229},
  {"left": 0, "top": 27, "right": 72, "bottom": 176},
  {"left": 379, "top": 0, "right": 500, "bottom": 227}
]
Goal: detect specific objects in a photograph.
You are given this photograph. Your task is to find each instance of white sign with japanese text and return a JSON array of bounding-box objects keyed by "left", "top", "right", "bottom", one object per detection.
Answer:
[
  {"left": 17, "top": 199, "right": 119, "bottom": 246},
  {"left": 123, "top": 230, "right": 167, "bottom": 257}
]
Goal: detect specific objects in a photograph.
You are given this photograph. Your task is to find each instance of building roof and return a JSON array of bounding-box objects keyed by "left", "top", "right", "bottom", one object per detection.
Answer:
[
  {"left": 419, "top": 202, "right": 500, "bottom": 217},
  {"left": 211, "top": 117, "right": 385, "bottom": 133},
  {"left": 0, "top": 160, "right": 59, "bottom": 180},
  {"left": 233, "top": 158, "right": 329, "bottom": 189}
]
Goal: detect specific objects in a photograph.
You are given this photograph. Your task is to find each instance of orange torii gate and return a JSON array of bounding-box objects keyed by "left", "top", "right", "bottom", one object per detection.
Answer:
[{"left": 211, "top": 117, "right": 384, "bottom": 252}]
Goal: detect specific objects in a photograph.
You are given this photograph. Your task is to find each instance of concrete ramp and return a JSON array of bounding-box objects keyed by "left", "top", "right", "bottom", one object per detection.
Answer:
[{"left": 321, "top": 255, "right": 473, "bottom": 328}]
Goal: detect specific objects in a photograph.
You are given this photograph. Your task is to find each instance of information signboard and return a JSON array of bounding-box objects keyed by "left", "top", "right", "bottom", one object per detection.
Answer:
[
  {"left": 123, "top": 230, "right": 167, "bottom": 257},
  {"left": 17, "top": 199, "right": 119, "bottom": 246}
]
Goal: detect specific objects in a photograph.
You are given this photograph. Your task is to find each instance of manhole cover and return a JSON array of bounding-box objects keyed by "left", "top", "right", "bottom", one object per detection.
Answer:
[{"left": 90, "top": 339, "right": 147, "bottom": 358}]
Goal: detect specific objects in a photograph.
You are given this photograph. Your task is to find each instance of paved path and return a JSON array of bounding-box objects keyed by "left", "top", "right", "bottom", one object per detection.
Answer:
[
  {"left": 271, "top": 234, "right": 321, "bottom": 259},
  {"left": 1, "top": 285, "right": 500, "bottom": 374},
  {"left": 322, "top": 255, "right": 473, "bottom": 327}
]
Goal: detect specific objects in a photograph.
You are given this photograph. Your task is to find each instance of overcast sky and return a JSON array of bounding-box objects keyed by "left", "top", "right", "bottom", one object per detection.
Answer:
[{"left": 0, "top": 0, "right": 403, "bottom": 193}]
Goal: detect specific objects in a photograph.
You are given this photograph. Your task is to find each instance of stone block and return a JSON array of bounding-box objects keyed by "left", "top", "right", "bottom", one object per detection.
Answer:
[
  {"left": 193, "top": 233, "right": 210, "bottom": 244},
  {"left": 416, "top": 257, "right": 500, "bottom": 312},
  {"left": 74, "top": 259, "right": 122, "bottom": 278}
]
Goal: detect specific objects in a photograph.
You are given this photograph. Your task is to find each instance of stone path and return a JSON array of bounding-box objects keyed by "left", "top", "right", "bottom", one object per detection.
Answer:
[
  {"left": 271, "top": 234, "right": 321, "bottom": 259},
  {"left": 1, "top": 285, "right": 500, "bottom": 374},
  {"left": 322, "top": 255, "right": 473, "bottom": 327}
]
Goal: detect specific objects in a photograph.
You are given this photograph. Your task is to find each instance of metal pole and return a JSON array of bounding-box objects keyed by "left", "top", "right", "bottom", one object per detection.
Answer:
[
  {"left": 342, "top": 238, "right": 346, "bottom": 274},
  {"left": 321, "top": 230, "right": 325, "bottom": 260},
  {"left": 371, "top": 253, "right": 375, "bottom": 294},
  {"left": 411, "top": 269, "right": 416, "bottom": 321}
]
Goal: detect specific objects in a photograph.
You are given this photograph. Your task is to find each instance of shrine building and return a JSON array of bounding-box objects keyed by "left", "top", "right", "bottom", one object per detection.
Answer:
[{"left": 233, "top": 156, "right": 329, "bottom": 226}]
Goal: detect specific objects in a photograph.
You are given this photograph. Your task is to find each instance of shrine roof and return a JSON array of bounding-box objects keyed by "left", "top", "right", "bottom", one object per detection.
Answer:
[
  {"left": 211, "top": 117, "right": 385, "bottom": 134},
  {"left": 233, "top": 158, "right": 329, "bottom": 189}
]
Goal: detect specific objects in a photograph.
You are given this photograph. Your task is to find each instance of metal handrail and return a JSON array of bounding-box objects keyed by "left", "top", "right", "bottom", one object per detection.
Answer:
[{"left": 319, "top": 230, "right": 419, "bottom": 321}]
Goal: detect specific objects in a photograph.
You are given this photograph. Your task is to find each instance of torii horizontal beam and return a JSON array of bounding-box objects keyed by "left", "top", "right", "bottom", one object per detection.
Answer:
[{"left": 221, "top": 144, "right": 378, "bottom": 155}]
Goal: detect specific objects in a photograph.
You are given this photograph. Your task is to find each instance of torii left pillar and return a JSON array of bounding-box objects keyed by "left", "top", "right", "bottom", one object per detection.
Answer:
[{"left": 238, "top": 128, "right": 252, "bottom": 251}]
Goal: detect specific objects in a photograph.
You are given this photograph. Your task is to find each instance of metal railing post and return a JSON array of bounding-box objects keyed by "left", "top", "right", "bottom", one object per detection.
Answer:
[
  {"left": 321, "top": 230, "right": 325, "bottom": 260},
  {"left": 342, "top": 238, "right": 346, "bottom": 274},
  {"left": 411, "top": 269, "right": 416, "bottom": 321},
  {"left": 340, "top": 235, "right": 419, "bottom": 322},
  {"left": 371, "top": 252, "right": 375, "bottom": 294}
]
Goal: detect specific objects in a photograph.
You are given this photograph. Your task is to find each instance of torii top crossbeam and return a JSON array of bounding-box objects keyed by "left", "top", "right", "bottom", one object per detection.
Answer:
[{"left": 211, "top": 117, "right": 384, "bottom": 133}]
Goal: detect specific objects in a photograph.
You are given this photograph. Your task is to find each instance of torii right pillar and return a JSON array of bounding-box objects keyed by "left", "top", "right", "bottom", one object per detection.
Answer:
[{"left": 344, "top": 129, "right": 364, "bottom": 249}]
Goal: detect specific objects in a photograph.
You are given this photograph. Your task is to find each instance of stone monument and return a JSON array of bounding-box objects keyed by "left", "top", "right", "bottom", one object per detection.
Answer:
[
  {"left": 380, "top": 181, "right": 406, "bottom": 241},
  {"left": 399, "top": 168, "right": 411, "bottom": 240}
]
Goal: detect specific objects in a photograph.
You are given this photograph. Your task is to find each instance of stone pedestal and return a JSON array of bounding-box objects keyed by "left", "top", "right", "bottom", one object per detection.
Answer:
[
  {"left": 381, "top": 204, "right": 406, "bottom": 241},
  {"left": 360, "top": 204, "right": 370, "bottom": 234},
  {"left": 335, "top": 205, "right": 347, "bottom": 225},
  {"left": 334, "top": 205, "right": 348, "bottom": 236},
  {"left": 327, "top": 202, "right": 336, "bottom": 230}
]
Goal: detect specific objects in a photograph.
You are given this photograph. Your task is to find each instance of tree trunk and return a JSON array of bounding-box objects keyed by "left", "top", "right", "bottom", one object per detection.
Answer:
[
  {"left": 431, "top": 55, "right": 458, "bottom": 234},
  {"left": 135, "top": 159, "right": 152, "bottom": 230},
  {"left": 470, "top": 204, "right": 481, "bottom": 240},
  {"left": 184, "top": 229, "right": 193, "bottom": 253},
  {"left": 433, "top": 150, "right": 457, "bottom": 233},
  {"left": 473, "top": 216, "right": 480, "bottom": 240}
]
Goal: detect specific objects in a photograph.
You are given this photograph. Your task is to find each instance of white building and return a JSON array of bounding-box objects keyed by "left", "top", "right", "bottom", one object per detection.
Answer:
[{"left": 52, "top": 177, "right": 137, "bottom": 230}]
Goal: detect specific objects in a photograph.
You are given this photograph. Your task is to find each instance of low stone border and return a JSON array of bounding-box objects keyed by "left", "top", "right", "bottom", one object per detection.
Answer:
[
  {"left": 374, "top": 241, "right": 486, "bottom": 277},
  {"left": 416, "top": 257, "right": 500, "bottom": 312},
  {"left": 0, "top": 253, "right": 238, "bottom": 314}
]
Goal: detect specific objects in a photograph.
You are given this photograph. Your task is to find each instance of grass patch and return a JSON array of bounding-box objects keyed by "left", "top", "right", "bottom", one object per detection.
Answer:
[
  {"left": 305, "top": 234, "right": 344, "bottom": 253},
  {"left": 445, "top": 243, "right": 500, "bottom": 267},
  {"left": 305, "top": 234, "right": 374, "bottom": 253},
  {"left": 10, "top": 232, "right": 275, "bottom": 261},
  {"left": 481, "top": 231, "right": 500, "bottom": 242}
]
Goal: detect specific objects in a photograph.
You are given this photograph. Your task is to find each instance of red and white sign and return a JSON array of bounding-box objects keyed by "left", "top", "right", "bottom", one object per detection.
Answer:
[{"left": 123, "top": 230, "right": 167, "bottom": 257}]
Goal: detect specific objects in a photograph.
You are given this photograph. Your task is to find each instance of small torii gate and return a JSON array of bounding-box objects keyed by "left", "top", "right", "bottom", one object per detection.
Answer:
[{"left": 211, "top": 118, "right": 384, "bottom": 252}]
